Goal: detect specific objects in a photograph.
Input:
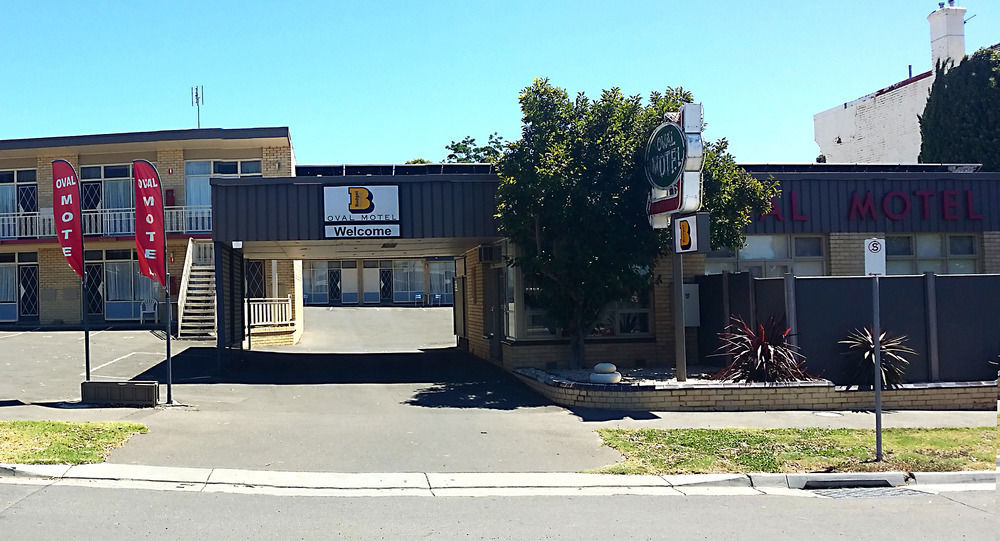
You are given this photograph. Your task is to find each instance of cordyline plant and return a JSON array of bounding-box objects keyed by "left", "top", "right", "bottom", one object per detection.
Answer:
[
  {"left": 840, "top": 328, "right": 915, "bottom": 390},
  {"left": 712, "top": 316, "right": 813, "bottom": 383}
]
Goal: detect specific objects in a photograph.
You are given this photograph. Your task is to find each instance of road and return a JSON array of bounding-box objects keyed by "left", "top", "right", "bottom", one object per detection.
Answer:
[{"left": 0, "top": 482, "right": 992, "bottom": 540}]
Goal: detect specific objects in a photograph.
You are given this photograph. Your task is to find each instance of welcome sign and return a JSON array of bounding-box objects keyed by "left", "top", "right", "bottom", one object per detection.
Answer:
[{"left": 324, "top": 185, "right": 400, "bottom": 238}]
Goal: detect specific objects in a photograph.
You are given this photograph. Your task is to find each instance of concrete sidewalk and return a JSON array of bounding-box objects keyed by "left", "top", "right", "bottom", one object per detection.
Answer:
[{"left": 1, "top": 463, "right": 993, "bottom": 498}]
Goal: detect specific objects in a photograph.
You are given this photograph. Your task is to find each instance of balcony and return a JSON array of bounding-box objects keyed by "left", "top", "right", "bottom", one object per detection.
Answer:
[{"left": 0, "top": 206, "right": 212, "bottom": 240}]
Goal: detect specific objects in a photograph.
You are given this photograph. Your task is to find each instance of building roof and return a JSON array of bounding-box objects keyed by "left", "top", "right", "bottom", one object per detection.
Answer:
[{"left": 0, "top": 127, "right": 290, "bottom": 152}]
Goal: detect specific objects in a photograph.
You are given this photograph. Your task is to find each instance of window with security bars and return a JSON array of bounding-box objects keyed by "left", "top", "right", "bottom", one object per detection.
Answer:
[
  {"left": 0, "top": 252, "right": 38, "bottom": 322},
  {"left": 245, "top": 261, "right": 265, "bottom": 298},
  {"left": 0, "top": 170, "right": 38, "bottom": 239}
]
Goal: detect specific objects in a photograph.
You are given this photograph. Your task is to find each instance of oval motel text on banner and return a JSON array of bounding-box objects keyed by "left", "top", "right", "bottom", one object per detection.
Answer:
[
  {"left": 51, "top": 160, "right": 84, "bottom": 278},
  {"left": 133, "top": 160, "right": 167, "bottom": 287}
]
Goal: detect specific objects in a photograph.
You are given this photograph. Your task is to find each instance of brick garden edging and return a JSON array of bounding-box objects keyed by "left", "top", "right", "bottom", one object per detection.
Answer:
[{"left": 513, "top": 368, "right": 997, "bottom": 411}]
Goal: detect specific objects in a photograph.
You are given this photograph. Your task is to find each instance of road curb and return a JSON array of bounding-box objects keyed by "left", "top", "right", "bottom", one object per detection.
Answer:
[{"left": 0, "top": 464, "right": 994, "bottom": 490}]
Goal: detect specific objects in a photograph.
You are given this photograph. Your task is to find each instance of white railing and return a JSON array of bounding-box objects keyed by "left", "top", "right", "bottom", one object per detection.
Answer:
[
  {"left": 0, "top": 206, "right": 212, "bottom": 240},
  {"left": 245, "top": 296, "right": 294, "bottom": 328},
  {"left": 176, "top": 237, "right": 197, "bottom": 331}
]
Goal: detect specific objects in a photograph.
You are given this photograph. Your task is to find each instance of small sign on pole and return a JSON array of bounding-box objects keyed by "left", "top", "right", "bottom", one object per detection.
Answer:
[{"left": 865, "top": 237, "right": 885, "bottom": 461}]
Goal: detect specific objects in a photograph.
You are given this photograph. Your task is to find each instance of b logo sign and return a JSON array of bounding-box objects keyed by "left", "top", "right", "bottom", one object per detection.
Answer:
[
  {"left": 678, "top": 220, "right": 692, "bottom": 251},
  {"left": 348, "top": 187, "right": 374, "bottom": 213}
]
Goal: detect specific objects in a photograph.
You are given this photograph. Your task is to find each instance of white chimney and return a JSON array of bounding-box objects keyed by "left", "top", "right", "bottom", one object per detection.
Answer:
[{"left": 927, "top": 1, "right": 966, "bottom": 69}]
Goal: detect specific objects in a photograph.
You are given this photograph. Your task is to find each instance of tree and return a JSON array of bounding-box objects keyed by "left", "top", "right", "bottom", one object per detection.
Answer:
[
  {"left": 702, "top": 139, "right": 781, "bottom": 251},
  {"left": 445, "top": 133, "right": 506, "bottom": 163},
  {"left": 918, "top": 46, "right": 1000, "bottom": 171},
  {"left": 405, "top": 158, "right": 432, "bottom": 164},
  {"left": 495, "top": 78, "right": 775, "bottom": 368}
]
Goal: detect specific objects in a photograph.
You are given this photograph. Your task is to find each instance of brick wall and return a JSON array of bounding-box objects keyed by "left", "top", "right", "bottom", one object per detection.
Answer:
[
  {"left": 156, "top": 149, "right": 186, "bottom": 203},
  {"left": 262, "top": 146, "right": 295, "bottom": 177},
  {"left": 828, "top": 233, "right": 877, "bottom": 276},
  {"left": 516, "top": 371, "right": 996, "bottom": 411},
  {"left": 983, "top": 231, "right": 1000, "bottom": 274},
  {"left": 36, "top": 154, "right": 79, "bottom": 211}
]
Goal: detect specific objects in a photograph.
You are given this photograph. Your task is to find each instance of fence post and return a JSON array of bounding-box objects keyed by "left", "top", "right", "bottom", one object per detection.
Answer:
[
  {"left": 924, "top": 272, "right": 940, "bottom": 382},
  {"left": 783, "top": 272, "right": 799, "bottom": 348}
]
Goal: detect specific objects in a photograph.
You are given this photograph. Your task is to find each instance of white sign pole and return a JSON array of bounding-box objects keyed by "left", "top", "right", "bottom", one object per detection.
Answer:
[{"left": 865, "top": 238, "right": 885, "bottom": 462}]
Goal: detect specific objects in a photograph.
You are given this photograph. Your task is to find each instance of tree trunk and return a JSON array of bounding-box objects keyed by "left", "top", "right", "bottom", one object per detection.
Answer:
[{"left": 569, "top": 328, "right": 586, "bottom": 370}]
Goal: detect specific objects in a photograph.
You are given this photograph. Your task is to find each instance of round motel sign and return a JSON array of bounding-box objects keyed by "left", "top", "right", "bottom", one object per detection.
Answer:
[{"left": 644, "top": 122, "right": 686, "bottom": 190}]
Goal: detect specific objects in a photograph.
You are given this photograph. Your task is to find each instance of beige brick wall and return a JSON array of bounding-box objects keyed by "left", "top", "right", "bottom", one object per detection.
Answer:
[
  {"left": 517, "top": 373, "right": 996, "bottom": 411},
  {"left": 156, "top": 149, "right": 186, "bottom": 204},
  {"left": 983, "top": 231, "right": 1000, "bottom": 274},
  {"left": 262, "top": 146, "right": 295, "bottom": 177},
  {"left": 828, "top": 233, "right": 877, "bottom": 276},
  {"left": 36, "top": 154, "right": 79, "bottom": 211},
  {"left": 272, "top": 258, "right": 303, "bottom": 344}
]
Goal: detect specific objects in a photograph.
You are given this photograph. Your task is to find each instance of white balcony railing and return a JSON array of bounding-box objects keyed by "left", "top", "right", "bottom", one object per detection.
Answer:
[{"left": 0, "top": 206, "right": 212, "bottom": 240}]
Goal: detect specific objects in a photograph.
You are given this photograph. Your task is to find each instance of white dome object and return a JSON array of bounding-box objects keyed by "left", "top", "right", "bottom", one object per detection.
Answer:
[
  {"left": 590, "top": 372, "right": 622, "bottom": 384},
  {"left": 592, "top": 363, "right": 618, "bottom": 374}
]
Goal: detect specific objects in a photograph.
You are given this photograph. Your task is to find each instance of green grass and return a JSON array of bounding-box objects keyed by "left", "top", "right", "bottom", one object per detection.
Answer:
[
  {"left": 0, "top": 421, "right": 147, "bottom": 464},
  {"left": 593, "top": 425, "right": 996, "bottom": 475}
]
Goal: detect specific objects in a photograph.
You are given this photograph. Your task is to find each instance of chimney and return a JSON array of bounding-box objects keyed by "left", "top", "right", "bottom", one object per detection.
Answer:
[{"left": 927, "top": 1, "right": 966, "bottom": 69}]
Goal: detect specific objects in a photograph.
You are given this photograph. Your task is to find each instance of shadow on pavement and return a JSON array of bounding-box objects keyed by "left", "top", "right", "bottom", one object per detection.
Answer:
[
  {"left": 129, "top": 346, "right": 551, "bottom": 410},
  {"left": 568, "top": 407, "right": 661, "bottom": 422}
]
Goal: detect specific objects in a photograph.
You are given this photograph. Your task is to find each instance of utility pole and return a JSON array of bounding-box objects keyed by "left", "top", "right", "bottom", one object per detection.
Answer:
[{"left": 191, "top": 86, "right": 204, "bottom": 128}]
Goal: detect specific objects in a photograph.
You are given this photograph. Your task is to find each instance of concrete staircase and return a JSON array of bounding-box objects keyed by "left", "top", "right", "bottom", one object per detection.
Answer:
[{"left": 177, "top": 239, "right": 216, "bottom": 339}]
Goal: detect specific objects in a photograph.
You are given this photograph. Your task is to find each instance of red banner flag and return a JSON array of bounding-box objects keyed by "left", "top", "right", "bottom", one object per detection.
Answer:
[
  {"left": 52, "top": 160, "right": 84, "bottom": 278},
  {"left": 133, "top": 160, "right": 166, "bottom": 287}
]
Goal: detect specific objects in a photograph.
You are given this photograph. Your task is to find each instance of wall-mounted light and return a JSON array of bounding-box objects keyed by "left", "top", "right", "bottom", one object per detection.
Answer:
[{"left": 274, "top": 161, "right": 280, "bottom": 171}]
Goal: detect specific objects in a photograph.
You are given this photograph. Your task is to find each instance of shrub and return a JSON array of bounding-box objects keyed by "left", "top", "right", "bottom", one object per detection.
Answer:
[
  {"left": 712, "top": 316, "right": 813, "bottom": 383},
  {"left": 839, "top": 328, "right": 915, "bottom": 390}
]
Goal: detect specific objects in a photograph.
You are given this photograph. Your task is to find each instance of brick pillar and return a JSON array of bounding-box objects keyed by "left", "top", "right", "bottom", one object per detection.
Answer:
[
  {"left": 828, "top": 233, "right": 879, "bottom": 276},
  {"left": 37, "top": 154, "right": 79, "bottom": 211},
  {"left": 156, "top": 149, "right": 186, "bottom": 204},
  {"left": 38, "top": 246, "right": 82, "bottom": 324},
  {"left": 983, "top": 231, "right": 1000, "bottom": 274},
  {"left": 262, "top": 146, "right": 295, "bottom": 177}
]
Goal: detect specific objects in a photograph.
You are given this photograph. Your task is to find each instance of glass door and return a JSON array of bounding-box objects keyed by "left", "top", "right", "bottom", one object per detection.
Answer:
[{"left": 362, "top": 260, "right": 379, "bottom": 304}]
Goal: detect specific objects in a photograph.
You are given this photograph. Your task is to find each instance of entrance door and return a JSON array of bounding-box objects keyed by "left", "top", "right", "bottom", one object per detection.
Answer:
[
  {"left": 484, "top": 268, "right": 504, "bottom": 364},
  {"left": 328, "top": 267, "right": 342, "bottom": 305},
  {"left": 379, "top": 265, "right": 393, "bottom": 303},
  {"left": 362, "top": 260, "right": 379, "bottom": 304},
  {"left": 17, "top": 264, "right": 38, "bottom": 320},
  {"left": 340, "top": 261, "right": 358, "bottom": 304},
  {"left": 84, "top": 263, "right": 104, "bottom": 319}
]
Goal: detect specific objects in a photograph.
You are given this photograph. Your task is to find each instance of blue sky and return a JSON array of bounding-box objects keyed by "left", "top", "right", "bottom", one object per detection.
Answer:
[{"left": 2, "top": 1, "right": 996, "bottom": 165}]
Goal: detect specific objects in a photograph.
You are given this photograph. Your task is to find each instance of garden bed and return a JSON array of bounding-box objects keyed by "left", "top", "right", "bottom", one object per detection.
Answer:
[{"left": 513, "top": 367, "right": 997, "bottom": 411}]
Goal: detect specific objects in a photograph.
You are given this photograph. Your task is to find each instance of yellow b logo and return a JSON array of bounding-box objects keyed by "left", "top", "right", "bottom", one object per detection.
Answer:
[
  {"left": 679, "top": 220, "right": 692, "bottom": 250},
  {"left": 348, "top": 187, "right": 374, "bottom": 213}
]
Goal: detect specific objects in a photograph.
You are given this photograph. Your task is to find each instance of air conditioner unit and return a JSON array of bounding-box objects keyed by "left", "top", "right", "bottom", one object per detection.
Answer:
[{"left": 478, "top": 244, "right": 501, "bottom": 263}]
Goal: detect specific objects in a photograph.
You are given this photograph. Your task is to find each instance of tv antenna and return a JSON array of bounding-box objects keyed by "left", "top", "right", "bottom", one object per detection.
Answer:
[{"left": 191, "top": 86, "right": 204, "bottom": 128}]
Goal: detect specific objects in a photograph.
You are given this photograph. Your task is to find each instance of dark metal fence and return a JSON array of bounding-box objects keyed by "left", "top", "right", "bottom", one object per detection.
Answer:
[{"left": 697, "top": 272, "right": 999, "bottom": 384}]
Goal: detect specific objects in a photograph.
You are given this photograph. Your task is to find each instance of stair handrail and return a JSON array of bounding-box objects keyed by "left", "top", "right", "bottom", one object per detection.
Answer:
[{"left": 176, "top": 237, "right": 197, "bottom": 331}]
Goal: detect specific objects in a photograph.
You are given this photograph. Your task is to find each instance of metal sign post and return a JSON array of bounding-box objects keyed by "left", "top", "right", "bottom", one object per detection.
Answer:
[{"left": 865, "top": 238, "right": 886, "bottom": 462}]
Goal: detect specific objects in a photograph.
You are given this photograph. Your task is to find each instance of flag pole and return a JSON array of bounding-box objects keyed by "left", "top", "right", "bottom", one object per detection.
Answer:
[
  {"left": 82, "top": 272, "right": 90, "bottom": 381},
  {"left": 166, "top": 270, "right": 172, "bottom": 404}
]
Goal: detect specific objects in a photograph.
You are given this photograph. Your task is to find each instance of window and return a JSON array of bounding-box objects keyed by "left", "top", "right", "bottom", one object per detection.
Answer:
[
  {"left": 0, "top": 169, "right": 38, "bottom": 238},
  {"left": 302, "top": 261, "right": 329, "bottom": 304},
  {"left": 885, "top": 234, "right": 978, "bottom": 275},
  {"left": 427, "top": 260, "right": 455, "bottom": 305},
  {"left": 80, "top": 164, "right": 134, "bottom": 209},
  {"left": 705, "top": 235, "right": 825, "bottom": 277},
  {"left": 392, "top": 260, "right": 424, "bottom": 303},
  {"left": 84, "top": 250, "right": 157, "bottom": 320}
]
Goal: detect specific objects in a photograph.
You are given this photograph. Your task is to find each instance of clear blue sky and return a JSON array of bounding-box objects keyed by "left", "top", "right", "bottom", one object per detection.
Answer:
[{"left": 3, "top": 1, "right": 996, "bottom": 165}]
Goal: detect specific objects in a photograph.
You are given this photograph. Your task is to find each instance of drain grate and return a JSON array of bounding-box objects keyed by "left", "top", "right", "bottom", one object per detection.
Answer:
[{"left": 811, "top": 487, "right": 926, "bottom": 499}]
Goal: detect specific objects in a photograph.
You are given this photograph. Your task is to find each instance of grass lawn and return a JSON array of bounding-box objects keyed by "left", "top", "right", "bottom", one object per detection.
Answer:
[
  {"left": 594, "top": 425, "right": 996, "bottom": 474},
  {"left": 0, "top": 421, "right": 147, "bottom": 465}
]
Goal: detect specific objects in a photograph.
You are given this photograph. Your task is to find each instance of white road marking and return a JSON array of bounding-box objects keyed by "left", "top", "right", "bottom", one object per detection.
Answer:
[
  {"left": 78, "top": 330, "right": 107, "bottom": 340},
  {"left": 0, "top": 332, "right": 27, "bottom": 340},
  {"left": 79, "top": 351, "right": 163, "bottom": 377}
]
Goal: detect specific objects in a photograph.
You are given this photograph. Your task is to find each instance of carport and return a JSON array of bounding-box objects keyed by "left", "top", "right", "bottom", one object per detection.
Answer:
[{"left": 209, "top": 164, "right": 502, "bottom": 357}]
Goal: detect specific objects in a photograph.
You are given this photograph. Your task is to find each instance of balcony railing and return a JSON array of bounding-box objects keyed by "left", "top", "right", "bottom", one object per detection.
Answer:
[{"left": 0, "top": 206, "right": 212, "bottom": 240}]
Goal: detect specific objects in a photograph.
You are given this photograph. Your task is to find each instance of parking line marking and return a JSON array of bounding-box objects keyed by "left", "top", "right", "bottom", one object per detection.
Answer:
[
  {"left": 78, "top": 330, "right": 107, "bottom": 340},
  {"left": 80, "top": 351, "right": 163, "bottom": 377},
  {"left": 0, "top": 332, "right": 27, "bottom": 340}
]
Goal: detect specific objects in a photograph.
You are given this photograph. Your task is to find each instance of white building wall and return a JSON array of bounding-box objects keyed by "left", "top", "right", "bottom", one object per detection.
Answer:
[{"left": 813, "top": 75, "right": 934, "bottom": 163}]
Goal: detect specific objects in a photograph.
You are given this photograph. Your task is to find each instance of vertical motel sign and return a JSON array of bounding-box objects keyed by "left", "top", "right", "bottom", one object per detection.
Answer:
[
  {"left": 52, "top": 160, "right": 92, "bottom": 381},
  {"left": 647, "top": 102, "right": 705, "bottom": 228},
  {"left": 133, "top": 160, "right": 174, "bottom": 404}
]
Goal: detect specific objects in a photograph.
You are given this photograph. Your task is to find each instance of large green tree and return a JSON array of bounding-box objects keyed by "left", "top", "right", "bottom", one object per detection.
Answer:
[
  {"left": 444, "top": 133, "right": 506, "bottom": 163},
  {"left": 495, "top": 78, "right": 775, "bottom": 368},
  {"left": 918, "top": 46, "right": 1000, "bottom": 171}
]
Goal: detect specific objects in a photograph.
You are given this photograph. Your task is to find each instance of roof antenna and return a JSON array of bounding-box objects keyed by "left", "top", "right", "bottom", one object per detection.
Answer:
[{"left": 191, "top": 86, "right": 204, "bottom": 128}]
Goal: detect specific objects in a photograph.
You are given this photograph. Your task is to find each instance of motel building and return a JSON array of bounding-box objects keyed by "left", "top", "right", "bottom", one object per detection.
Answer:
[{"left": 1, "top": 128, "right": 998, "bottom": 370}]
